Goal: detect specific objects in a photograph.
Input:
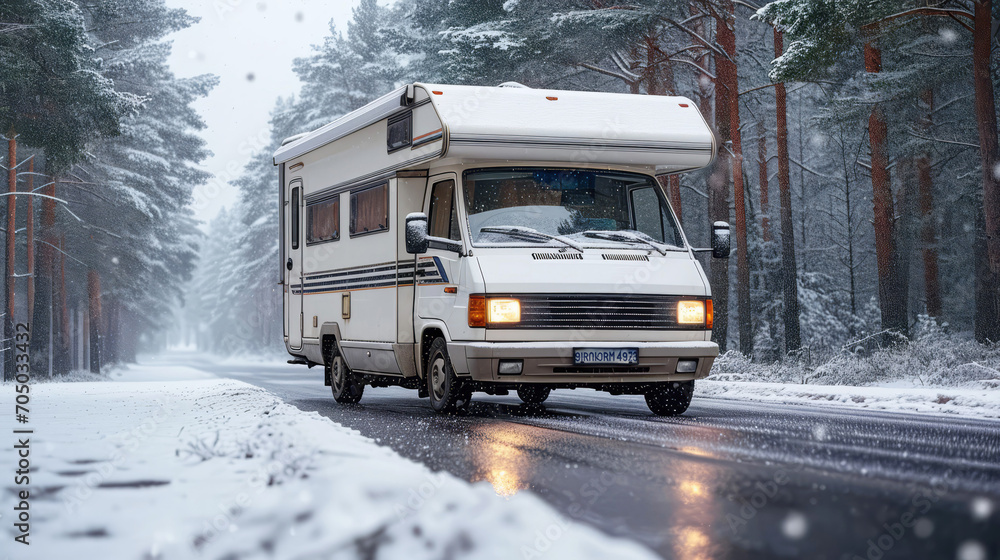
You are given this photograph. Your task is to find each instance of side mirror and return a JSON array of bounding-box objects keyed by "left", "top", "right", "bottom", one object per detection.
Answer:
[
  {"left": 405, "top": 213, "right": 429, "bottom": 254},
  {"left": 712, "top": 221, "right": 731, "bottom": 258}
]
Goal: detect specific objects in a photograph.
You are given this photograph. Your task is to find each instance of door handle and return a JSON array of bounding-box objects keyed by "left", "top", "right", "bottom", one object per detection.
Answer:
[{"left": 286, "top": 258, "right": 293, "bottom": 271}]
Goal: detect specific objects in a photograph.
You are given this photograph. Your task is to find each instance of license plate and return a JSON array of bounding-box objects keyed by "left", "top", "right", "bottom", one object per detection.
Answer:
[{"left": 573, "top": 348, "right": 639, "bottom": 365}]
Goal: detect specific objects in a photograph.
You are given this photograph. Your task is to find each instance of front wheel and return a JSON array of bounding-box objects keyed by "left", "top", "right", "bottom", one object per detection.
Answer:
[
  {"left": 644, "top": 380, "right": 694, "bottom": 416},
  {"left": 330, "top": 352, "right": 364, "bottom": 404},
  {"left": 517, "top": 385, "right": 550, "bottom": 405},
  {"left": 426, "top": 338, "right": 472, "bottom": 413}
]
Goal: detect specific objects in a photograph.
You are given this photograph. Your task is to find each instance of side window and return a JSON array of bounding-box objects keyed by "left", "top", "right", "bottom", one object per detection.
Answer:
[
  {"left": 631, "top": 187, "right": 664, "bottom": 242},
  {"left": 291, "top": 186, "right": 300, "bottom": 250},
  {"left": 428, "top": 179, "right": 460, "bottom": 241},
  {"left": 307, "top": 197, "right": 339, "bottom": 244},
  {"left": 350, "top": 183, "right": 389, "bottom": 236},
  {"left": 387, "top": 111, "right": 412, "bottom": 153}
]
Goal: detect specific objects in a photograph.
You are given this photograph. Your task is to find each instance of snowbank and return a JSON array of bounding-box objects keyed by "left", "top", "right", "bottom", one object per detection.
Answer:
[
  {"left": 1, "top": 373, "right": 655, "bottom": 559},
  {"left": 705, "top": 330, "right": 1000, "bottom": 417},
  {"left": 697, "top": 379, "right": 1000, "bottom": 419}
]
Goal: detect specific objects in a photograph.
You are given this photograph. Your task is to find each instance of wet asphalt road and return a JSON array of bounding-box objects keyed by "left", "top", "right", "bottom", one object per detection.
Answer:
[{"left": 167, "top": 354, "right": 1000, "bottom": 560}]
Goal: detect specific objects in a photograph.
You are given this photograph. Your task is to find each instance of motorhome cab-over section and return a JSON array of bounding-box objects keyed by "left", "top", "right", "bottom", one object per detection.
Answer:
[{"left": 273, "top": 82, "right": 730, "bottom": 415}]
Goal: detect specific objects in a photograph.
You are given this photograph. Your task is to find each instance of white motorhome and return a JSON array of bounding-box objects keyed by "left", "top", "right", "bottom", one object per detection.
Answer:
[{"left": 273, "top": 83, "right": 730, "bottom": 415}]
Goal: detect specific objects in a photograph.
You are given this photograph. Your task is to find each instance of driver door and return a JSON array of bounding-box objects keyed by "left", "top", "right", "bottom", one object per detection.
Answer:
[{"left": 416, "top": 174, "right": 463, "bottom": 319}]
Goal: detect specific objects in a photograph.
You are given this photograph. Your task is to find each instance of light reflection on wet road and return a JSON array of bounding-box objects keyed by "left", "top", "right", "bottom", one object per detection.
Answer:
[{"left": 168, "top": 354, "right": 1000, "bottom": 559}]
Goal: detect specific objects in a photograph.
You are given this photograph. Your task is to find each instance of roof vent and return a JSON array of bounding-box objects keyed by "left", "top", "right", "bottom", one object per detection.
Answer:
[
  {"left": 498, "top": 81, "right": 530, "bottom": 89},
  {"left": 532, "top": 252, "right": 582, "bottom": 260},
  {"left": 602, "top": 253, "right": 649, "bottom": 262}
]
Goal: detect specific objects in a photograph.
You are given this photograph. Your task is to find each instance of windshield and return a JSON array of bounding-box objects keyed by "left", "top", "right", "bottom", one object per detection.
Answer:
[{"left": 462, "top": 168, "right": 684, "bottom": 249}]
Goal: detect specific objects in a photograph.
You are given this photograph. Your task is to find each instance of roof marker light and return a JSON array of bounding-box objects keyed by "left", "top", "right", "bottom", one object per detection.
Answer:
[
  {"left": 546, "top": 96, "right": 558, "bottom": 101},
  {"left": 679, "top": 103, "right": 690, "bottom": 107},
  {"left": 432, "top": 91, "right": 443, "bottom": 95}
]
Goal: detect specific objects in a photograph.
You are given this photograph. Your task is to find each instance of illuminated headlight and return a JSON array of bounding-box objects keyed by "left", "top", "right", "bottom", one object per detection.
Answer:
[
  {"left": 677, "top": 300, "right": 706, "bottom": 325},
  {"left": 488, "top": 299, "right": 521, "bottom": 323}
]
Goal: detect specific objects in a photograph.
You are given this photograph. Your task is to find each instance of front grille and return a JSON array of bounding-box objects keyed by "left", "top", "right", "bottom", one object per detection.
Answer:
[{"left": 491, "top": 294, "right": 705, "bottom": 330}]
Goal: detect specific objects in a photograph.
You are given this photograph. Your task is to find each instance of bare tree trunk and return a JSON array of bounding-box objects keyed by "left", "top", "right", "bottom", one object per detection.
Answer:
[
  {"left": 88, "top": 270, "right": 102, "bottom": 373},
  {"left": 758, "top": 120, "right": 771, "bottom": 242},
  {"left": 917, "top": 88, "right": 942, "bottom": 318},
  {"left": 837, "top": 125, "right": 859, "bottom": 320},
  {"left": 973, "top": 0, "right": 1000, "bottom": 342},
  {"left": 31, "top": 175, "right": 58, "bottom": 376},
  {"left": 53, "top": 236, "right": 71, "bottom": 373},
  {"left": 668, "top": 176, "right": 683, "bottom": 224},
  {"left": 775, "top": 30, "right": 801, "bottom": 352},
  {"left": 719, "top": 0, "right": 753, "bottom": 356},
  {"left": 4, "top": 132, "right": 15, "bottom": 382},
  {"left": 658, "top": 59, "right": 683, "bottom": 224},
  {"left": 692, "top": 3, "right": 712, "bottom": 120},
  {"left": 26, "top": 158, "right": 34, "bottom": 321},
  {"left": 708, "top": 10, "right": 731, "bottom": 352},
  {"left": 975, "top": 209, "right": 998, "bottom": 342},
  {"left": 865, "top": 42, "right": 908, "bottom": 339}
]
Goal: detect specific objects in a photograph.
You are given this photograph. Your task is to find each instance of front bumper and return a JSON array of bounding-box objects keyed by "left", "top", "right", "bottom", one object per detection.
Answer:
[{"left": 447, "top": 341, "right": 718, "bottom": 384}]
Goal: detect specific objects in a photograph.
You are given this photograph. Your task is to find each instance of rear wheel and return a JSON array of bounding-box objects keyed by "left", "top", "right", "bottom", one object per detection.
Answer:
[
  {"left": 517, "top": 385, "right": 550, "bottom": 405},
  {"left": 644, "top": 380, "right": 694, "bottom": 416},
  {"left": 329, "top": 351, "right": 364, "bottom": 404},
  {"left": 426, "top": 337, "right": 472, "bottom": 413}
]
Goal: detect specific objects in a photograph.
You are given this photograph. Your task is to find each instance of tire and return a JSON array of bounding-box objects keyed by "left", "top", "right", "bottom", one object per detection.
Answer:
[
  {"left": 426, "top": 337, "right": 472, "bottom": 413},
  {"left": 644, "top": 380, "right": 694, "bottom": 416},
  {"left": 516, "top": 385, "right": 550, "bottom": 405},
  {"left": 329, "top": 350, "right": 364, "bottom": 404}
]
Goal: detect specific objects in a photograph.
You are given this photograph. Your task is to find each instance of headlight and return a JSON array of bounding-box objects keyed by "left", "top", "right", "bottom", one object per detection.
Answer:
[
  {"left": 469, "top": 296, "right": 521, "bottom": 326},
  {"left": 488, "top": 298, "right": 521, "bottom": 323},
  {"left": 677, "top": 300, "right": 706, "bottom": 325}
]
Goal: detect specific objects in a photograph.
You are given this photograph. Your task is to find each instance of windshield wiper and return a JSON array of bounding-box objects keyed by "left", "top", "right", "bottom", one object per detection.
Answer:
[
  {"left": 479, "top": 226, "right": 584, "bottom": 253},
  {"left": 581, "top": 230, "right": 677, "bottom": 256}
]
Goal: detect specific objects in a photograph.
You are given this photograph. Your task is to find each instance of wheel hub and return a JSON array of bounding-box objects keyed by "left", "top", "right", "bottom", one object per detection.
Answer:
[
  {"left": 430, "top": 357, "right": 447, "bottom": 401},
  {"left": 331, "top": 357, "right": 346, "bottom": 394}
]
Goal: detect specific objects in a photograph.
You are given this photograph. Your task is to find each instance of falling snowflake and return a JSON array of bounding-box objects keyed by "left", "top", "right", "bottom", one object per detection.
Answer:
[
  {"left": 111, "top": 257, "right": 119, "bottom": 265},
  {"left": 939, "top": 28, "right": 958, "bottom": 44},
  {"left": 782, "top": 511, "right": 808, "bottom": 540},
  {"left": 971, "top": 497, "right": 993, "bottom": 521},
  {"left": 957, "top": 540, "right": 986, "bottom": 560},
  {"left": 913, "top": 517, "right": 934, "bottom": 539},
  {"left": 295, "top": 11, "right": 304, "bottom": 22},
  {"left": 812, "top": 424, "right": 827, "bottom": 441},
  {"left": 993, "top": 162, "right": 1000, "bottom": 181},
  {"left": 247, "top": 73, "right": 256, "bottom": 82}
]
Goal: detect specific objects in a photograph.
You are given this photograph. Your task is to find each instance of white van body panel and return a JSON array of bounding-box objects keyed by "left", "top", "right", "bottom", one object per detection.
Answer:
[{"left": 473, "top": 251, "right": 709, "bottom": 296}]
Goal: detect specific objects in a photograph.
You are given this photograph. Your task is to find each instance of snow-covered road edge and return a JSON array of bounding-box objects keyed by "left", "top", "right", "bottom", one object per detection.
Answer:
[
  {"left": 2, "top": 378, "right": 657, "bottom": 560},
  {"left": 697, "top": 379, "right": 1000, "bottom": 419}
]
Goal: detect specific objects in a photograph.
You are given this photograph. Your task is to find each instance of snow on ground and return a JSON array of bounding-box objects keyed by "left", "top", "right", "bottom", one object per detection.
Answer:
[
  {"left": 697, "top": 378, "right": 1000, "bottom": 419},
  {"left": 1, "top": 362, "right": 656, "bottom": 560},
  {"left": 704, "top": 333, "right": 1000, "bottom": 418}
]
